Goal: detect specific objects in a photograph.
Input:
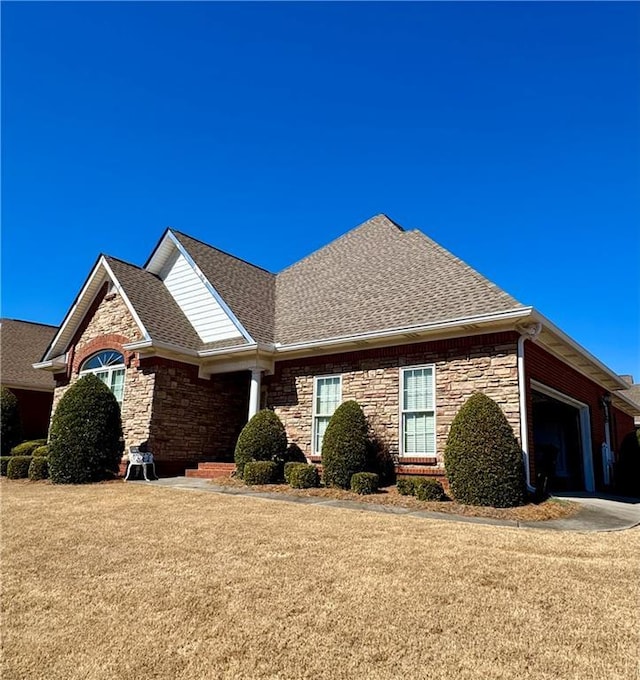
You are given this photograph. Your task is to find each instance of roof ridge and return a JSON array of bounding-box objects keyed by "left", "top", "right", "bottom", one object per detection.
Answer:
[
  {"left": 171, "top": 230, "right": 275, "bottom": 276},
  {"left": 406, "top": 229, "right": 525, "bottom": 306},
  {"left": 277, "top": 213, "right": 401, "bottom": 276},
  {"left": 0, "top": 318, "right": 58, "bottom": 328}
]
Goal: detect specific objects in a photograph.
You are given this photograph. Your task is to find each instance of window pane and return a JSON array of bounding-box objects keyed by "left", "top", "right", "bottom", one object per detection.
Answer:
[
  {"left": 110, "top": 369, "right": 125, "bottom": 404},
  {"left": 316, "top": 377, "right": 341, "bottom": 416},
  {"left": 403, "top": 368, "right": 433, "bottom": 411},
  {"left": 403, "top": 413, "right": 435, "bottom": 455},
  {"left": 315, "top": 416, "right": 330, "bottom": 454},
  {"left": 81, "top": 350, "right": 125, "bottom": 371}
]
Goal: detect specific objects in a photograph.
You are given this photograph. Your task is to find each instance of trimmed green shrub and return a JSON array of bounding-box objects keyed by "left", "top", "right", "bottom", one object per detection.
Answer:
[
  {"left": 234, "top": 409, "right": 287, "bottom": 478},
  {"left": 284, "top": 461, "right": 299, "bottom": 485},
  {"left": 397, "top": 476, "right": 416, "bottom": 496},
  {"left": 350, "top": 472, "right": 379, "bottom": 495},
  {"left": 28, "top": 457, "right": 49, "bottom": 481},
  {"left": 366, "top": 435, "right": 396, "bottom": 486},
  {"left": 7, "top": 456, "right": 33, "bottom": 479},
  {"left": 33, "top": 445, "right": 48, "bottom": 457},
  {"left": 243, "top": 460, "right": 278, "bottom": 485},
  {"left": 321, "top": 400, "right": 368, "bottom": 489},
  {"left": 616, "top": 429, "right": 640, "bottom": 498},
  {"left": 48, "top": 374, "right": 123, "bottom": 484},
  {"left": 10, "top": 439, "right": 47, "bottom": 457},
  {"left": 444, "top": 392, "right": 525, "bottom": 507},
  {"left": 288, "top": 463, "right": 320, "bottom": 489},
  {"left": 1, "top": 457, "right": 12, "bottom": 476},
  {"left": 414, "top": 478, "right": 445, "bottom": 502},
  {"left": 1, "top": 387, "right": 22, "bottom": 456}
]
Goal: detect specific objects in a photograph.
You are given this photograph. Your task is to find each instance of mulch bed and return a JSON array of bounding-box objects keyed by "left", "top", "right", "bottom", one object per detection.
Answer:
[{"left": 210, "top": 476, "right": 579, "bottom": 522}]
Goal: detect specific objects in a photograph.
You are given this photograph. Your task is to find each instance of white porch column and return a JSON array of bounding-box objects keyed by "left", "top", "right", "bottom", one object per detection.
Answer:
[{"left": 248, "top": 368, "right": 262, "bottom": 420}]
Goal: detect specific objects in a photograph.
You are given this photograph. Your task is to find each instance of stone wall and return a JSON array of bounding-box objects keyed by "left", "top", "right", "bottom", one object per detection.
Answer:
[
  {"left": 51, "top": 288, "right": 152, "bottom": 452},
  {"left": 266, "top": 332, "right": 520, "bottom": 469},
  {"left": 146, "top": 359, "right": 250, "bottom": 471}
]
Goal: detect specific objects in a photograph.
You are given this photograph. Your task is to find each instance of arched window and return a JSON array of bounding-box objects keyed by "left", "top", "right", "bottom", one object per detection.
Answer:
[{"left": 79, "top": 350, "right": 126, "bottom": 405}]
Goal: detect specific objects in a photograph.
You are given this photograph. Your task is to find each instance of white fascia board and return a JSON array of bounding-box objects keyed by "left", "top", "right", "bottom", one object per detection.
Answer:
[
  {"left": 530, "top": 309, "right": 631, "bottom": 391},
  {"left": 32, "top": 355, "right": 68, "bottom": 372},
  {"left": 274, "top": 307, "right": 534, "bottom": 353},
  {"left": 100, "top": 258, "right": 151, "bottom": 343},
  {"left": 162, "top": 231, "right": 255, "bottom": 345},
  {"left": 197, "top": 343, "right": 259, "bottom": 358},
  {"left": 123, "top": 339, "right": 199, "bottom": 357},
  {"left": 611, "top": 390, "right": 640, "bottom": 417},
  {"left": 4, "top": 381, "right": 55, "bottom": 392}
]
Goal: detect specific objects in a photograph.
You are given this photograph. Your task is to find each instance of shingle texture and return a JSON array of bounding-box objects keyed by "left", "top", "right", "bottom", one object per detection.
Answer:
[
  {"left": 1, "top": 319, "right": 57, "bottom": 389},
  {"left": 105, "top": 257, "right": 206, "bottom": 351},
  {"left": 274, "top": 214, "right": 525, "bottom": 345},
  {"left": 172, "top": 232, "right": 276, "bottom": 345}
]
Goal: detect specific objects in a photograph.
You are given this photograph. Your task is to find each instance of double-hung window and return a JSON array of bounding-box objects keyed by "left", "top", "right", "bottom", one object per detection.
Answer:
[
  {"left": 79, "top": 350, "right": 126, "bottom": 406},
  {"left": 400, "top": 365, "right": 435, "bottom": 457},
  {"left": 313, "top": 376, "right": 342, "bottom": 456}
]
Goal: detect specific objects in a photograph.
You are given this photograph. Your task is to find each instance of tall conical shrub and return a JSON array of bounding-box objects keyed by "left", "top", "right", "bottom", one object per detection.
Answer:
[
  {"left": 234, "top": 409, "right": 287, "bottom": 478},
  {"left": 444, "top": 392, "right": 525, "bottom": 507},
  {"left": 48, "top": 374, "right": 123, "bottom": 484},
  {"left": 1, "top": 387, "right": 22, "bottom": 456},
  {"left": 321, "top": 400, "right": 368, "bottom": 489}
]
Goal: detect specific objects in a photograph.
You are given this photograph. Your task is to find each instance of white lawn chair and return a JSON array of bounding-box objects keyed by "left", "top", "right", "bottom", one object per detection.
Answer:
[{"left": 124, "top": 446, "right": 157, "bottom": 481}]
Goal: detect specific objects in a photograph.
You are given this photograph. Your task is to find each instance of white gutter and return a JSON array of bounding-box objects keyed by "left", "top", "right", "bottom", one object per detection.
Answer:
[
  {"left": 275, "top": 307, "right": 534, "bottom": 353},
  {"left": 517, "top": 322, "right": 542, "bottom": 490},
  {"left": 198, "top": 343, "right": 259, "bottom": 358},
  {"left": 530, "top": 310, "right": 631, "bottom": 391},
  {"left": 32, "top": 355, "right": 68, "bottom": 372},
  {"left": 123, "top": 339, "right": 200, "bottom": 357}
]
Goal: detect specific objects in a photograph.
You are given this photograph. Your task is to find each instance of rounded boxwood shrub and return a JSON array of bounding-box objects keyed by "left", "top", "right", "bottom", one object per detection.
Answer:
[
  {"left": 397, "top": 476, "right": 416, "bottom": 496},
  {"left": 7, "top": 456, "right": 33, "bottom": 479},
  {"left": 350, "top": 472, "right": 379, "bottom": 495},
  {"left": 243, "top": 460, "right": 279, "bottom": 485},
  {"left": 288, "top": 463, "right": 320, "bottom": 489},
  {"left": 321, "top": 400, "right": 368, "bottom": 489},
  {"left": 1, "top": 456, "right": 13, "bottom": 476},
  {"left": 444, "top": 392, "right": 525, "bottom": 508},
  {"left": 28, "top": 457, "right": 49, "bottom": 481},
  {"left": 48, "top": 374, "right": 124, "bottom": 485},
  {"left": 1, "top": 387, "right": 22, "bottom": 456},
  {"left": 10, "top": 439, "right": 47, "bottom": 457},
  {"left": 414, "top": 478, "right": 445, "bottom": 502},
  {"left": 234, "top": 409, "right": 287, "bottom": 479},
  {"left": 32, "top": 445, "right": 48, "bottom": 457}
]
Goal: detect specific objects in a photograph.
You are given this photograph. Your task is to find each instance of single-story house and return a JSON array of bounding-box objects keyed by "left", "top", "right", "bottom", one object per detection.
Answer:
[
  {"left": 35, "top": 214, "right": 639, "bottom": 493},
  {"left": 1, "top": 318, "right": 57, "bottom": 440}
]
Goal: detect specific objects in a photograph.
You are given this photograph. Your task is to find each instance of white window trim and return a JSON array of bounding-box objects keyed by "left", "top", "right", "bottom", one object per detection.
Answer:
[
  {"left": 312, "top": 374, "right": 343, "bottom": 457},
  {"left": 79, "top": 352, "right": 127, "bottom": 406},
  {"left": 399, "top": 364, "right": 436, "bottom": 459}
]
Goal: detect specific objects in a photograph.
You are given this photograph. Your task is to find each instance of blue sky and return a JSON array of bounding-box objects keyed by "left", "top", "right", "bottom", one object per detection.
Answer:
[{"left": 3, "top": 2, "right": 639, "bottom": 377}]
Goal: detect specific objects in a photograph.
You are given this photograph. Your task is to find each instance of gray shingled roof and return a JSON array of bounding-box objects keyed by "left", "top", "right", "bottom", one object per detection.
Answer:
[
  {"left": 1, "top": 319, "right": 57, "bottom": 390},
  {"left": 105, "top": 257, "right": 205, "bottom": 351},
  {"left": 172, "top": 231, "right": 275, "bottom": 345},
  {"left": 274, "top": 214, "right": 526, "bottom": 345}
]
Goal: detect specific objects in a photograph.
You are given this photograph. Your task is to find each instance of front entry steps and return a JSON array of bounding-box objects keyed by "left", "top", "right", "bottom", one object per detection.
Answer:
[{"left": 185, "top": 462, "right": 236, "bottom": 479}]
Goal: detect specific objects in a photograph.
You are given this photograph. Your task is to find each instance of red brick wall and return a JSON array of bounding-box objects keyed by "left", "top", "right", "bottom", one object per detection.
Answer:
[
  {"left": 9, "top": 388, "right": 53, "bottom": 440},
  {"left": 524, "top": 342, "right": 634, "bottom": 491}
]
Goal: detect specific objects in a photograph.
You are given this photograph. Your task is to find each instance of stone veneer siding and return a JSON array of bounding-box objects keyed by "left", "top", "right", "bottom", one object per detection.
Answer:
[
  {"left": 144, "top": 359, "right": 249, "bottom": 472},
  {"left": 266, "top": 332, "right": 521, "bottom": 470}
]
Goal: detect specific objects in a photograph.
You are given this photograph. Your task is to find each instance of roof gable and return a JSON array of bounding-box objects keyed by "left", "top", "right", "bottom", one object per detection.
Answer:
[{"left": 274, "top": 214, "right": 525, "bottom": 345}]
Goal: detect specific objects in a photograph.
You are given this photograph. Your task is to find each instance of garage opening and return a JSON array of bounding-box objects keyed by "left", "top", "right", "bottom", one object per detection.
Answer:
[{"left": 531, "top": 382, "right": 595, "bottom": 493}]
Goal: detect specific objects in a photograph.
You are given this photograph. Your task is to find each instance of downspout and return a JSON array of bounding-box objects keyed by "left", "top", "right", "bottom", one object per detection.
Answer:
[{"left": 517, "top": 323, "right": 542, "bottom": 491}]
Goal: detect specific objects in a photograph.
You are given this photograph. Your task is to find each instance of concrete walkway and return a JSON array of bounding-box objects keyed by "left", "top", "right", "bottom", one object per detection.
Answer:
[{"left": 130, "top": 477, "right": 640, "bottom": 532}]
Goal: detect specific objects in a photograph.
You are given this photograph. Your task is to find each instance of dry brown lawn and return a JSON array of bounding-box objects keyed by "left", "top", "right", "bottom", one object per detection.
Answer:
[{"left": 1, "top": 479, "right": 638, "bottom": 680}]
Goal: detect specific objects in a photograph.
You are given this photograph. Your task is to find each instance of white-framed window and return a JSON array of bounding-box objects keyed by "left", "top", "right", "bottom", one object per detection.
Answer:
[
  {"left": 313, "top": 375, "right": 342, "bottom": 455},
  {"left": 79, "top": 350, "right": 126, "bottom": 406},
  {"left": 400, "top": 365, "right": 435, "bottom": 457}
]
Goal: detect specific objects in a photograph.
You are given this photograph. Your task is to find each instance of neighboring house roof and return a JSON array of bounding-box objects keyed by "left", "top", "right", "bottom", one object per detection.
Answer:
[
  {"left": 1, "top": 319, "right": 57, "bottom": 391},
  {"left": 171, "top": 231, "right": 276, "bottom": 345},
  {"left": 275, "top": 214, "right": 525, "bottom": 345},
  {"left": 623, "top": 384, "right": 640, "bottom": 424}
]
